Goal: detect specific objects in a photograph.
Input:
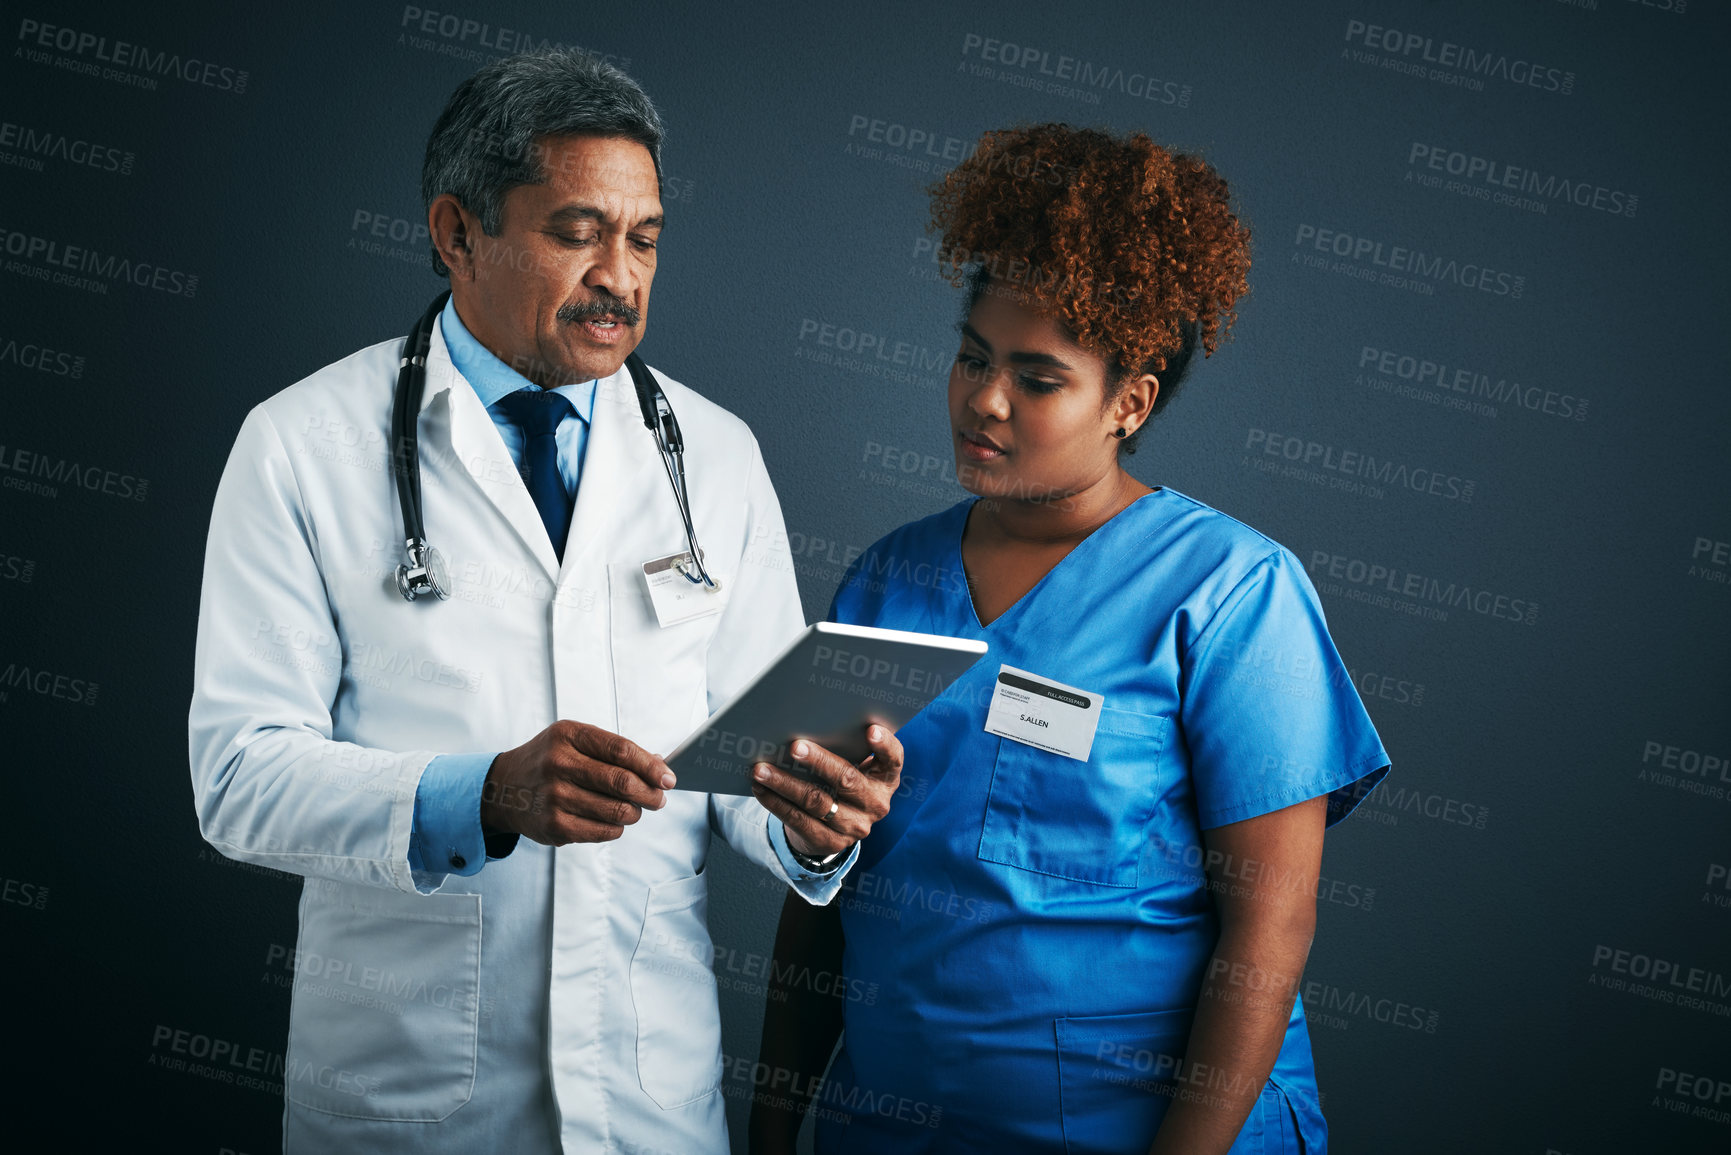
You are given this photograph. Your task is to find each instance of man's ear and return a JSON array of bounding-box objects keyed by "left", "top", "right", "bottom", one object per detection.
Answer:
[{"left": 428, "top": 194, "right": 477, "bottom": 279}]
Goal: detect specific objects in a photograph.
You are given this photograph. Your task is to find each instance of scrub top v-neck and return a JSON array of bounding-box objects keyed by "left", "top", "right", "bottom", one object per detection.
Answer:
[
  {"left": 955, "top": 491, "right": 1144, "bottom": 630},
  {"left": 815, "top": 488, "right": 1391, "bottom": 1155}
]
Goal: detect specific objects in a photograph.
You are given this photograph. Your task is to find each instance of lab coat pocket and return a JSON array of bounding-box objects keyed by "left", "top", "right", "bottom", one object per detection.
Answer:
[
  {"left": 629, "top": 870, "right": 723, "bottom": 1109},
  {"left": 284, "top": 885, "right": 480, "bottom": 1121},
  {"left": 1055, "top": 1008, "right": 1193, "bottom": 1154},
  {"left": 979, "top": 706, "right": 1170, "bottom": 887}
]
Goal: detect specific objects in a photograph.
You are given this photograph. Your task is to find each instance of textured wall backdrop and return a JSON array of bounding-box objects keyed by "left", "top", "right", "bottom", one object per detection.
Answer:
[{"left": 3, "top": 1, "right": 1727, "bottom": 1152}]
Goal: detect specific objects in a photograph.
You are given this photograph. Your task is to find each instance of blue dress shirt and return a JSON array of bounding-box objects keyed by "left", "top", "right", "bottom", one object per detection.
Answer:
[{"left": 408, "top": 300, "right": 838, "bottom": 883}]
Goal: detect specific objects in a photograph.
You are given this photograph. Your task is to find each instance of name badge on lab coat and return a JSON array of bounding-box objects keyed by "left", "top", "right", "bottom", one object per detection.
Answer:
[
  {"left": 642, "top": 552, "right": 723, "bottom": 628},
  {"left": 984, "top": 664, "right": 1103, "bottom": 761}
]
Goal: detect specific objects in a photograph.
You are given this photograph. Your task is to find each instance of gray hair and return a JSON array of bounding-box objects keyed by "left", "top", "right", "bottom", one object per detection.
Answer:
[{"left": 421, "top": 49, "right": 664, "bottom": 276}]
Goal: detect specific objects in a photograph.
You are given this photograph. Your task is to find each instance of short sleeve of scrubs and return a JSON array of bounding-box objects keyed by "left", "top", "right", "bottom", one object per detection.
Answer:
[{"left": 1181, "top": 547, "right": 1390, "bottom": 829}]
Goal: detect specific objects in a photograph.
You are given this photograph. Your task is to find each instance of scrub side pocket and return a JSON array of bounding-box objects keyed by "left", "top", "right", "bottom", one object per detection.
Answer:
[
  {"left": 979, "top": 706, "right": 1170, "bottom": 887},
  {"left": 1055, "top": 1008, "right": 1193, "bottom": 1154},
  {"left": 285, "top": 884, "right": 481, "bottom": 1121},
  {"left": 628, "top": 870, "right": 723, "bottom": 1109}
]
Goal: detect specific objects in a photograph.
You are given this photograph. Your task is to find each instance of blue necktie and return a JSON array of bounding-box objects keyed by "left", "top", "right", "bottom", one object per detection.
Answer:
[{"left": 496, "top": 388, "right": 574, "bottom": 561}]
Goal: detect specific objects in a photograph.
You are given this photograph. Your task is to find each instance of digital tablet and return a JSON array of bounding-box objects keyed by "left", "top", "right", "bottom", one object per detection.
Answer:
[{"left": 667, "top": 621, "right": 988, "bottom": 795}]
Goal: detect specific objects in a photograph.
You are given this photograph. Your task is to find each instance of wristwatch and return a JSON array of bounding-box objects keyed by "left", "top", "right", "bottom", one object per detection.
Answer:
[{"left": 790, "top": 844, "right": 848, "bottom": 873}]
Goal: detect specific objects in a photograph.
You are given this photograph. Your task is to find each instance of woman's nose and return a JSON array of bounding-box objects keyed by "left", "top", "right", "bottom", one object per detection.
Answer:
[{"left": 965, "top": 369, "right": 1011, "bottom": 421}]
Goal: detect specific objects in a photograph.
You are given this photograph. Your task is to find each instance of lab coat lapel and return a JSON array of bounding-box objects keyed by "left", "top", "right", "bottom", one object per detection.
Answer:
[
  {"left": 423, "top": 320, "right": 562, "bottom": 581},
  {"left": 559, "top": 366, "right": 657, "bottom": 579}
]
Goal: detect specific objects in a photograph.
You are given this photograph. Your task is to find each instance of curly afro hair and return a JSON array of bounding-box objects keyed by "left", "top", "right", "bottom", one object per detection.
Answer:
[{"left": 929, "top": 123, "right": 1251, "bottom": 438}]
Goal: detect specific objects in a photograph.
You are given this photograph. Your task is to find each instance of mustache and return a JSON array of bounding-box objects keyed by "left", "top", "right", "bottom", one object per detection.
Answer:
[{"left": 556, "top": 292, "right": 641, "bottom": 328}]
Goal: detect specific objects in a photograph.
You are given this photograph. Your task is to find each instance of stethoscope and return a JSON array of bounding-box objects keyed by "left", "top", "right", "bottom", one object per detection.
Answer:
[{"left": 391, "top": 290, "right": 718, "bottom": 601}]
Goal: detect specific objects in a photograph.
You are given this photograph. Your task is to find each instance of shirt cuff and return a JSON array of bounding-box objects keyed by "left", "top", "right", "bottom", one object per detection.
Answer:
[
  {"left": 767, "top": 815, "right": 857, "bottom": 882},
  {"left": 409, "top": 752, "right": 507, "bottom": 877}
]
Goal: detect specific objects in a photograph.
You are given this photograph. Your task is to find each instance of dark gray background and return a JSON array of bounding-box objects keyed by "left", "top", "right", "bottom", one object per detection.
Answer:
[{"left": 2, "top": 1, "right": 1727, "bottom": 1151}]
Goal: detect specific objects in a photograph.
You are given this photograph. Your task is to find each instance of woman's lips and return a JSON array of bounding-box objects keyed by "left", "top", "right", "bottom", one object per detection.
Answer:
[{"left": 957, "top": 429, "right": 1006, "bottom": 461}]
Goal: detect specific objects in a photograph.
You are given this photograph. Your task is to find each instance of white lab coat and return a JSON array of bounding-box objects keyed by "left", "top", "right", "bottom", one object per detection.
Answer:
[{"left": 189, "top": 314, "right": 841, "bottom": 1153}]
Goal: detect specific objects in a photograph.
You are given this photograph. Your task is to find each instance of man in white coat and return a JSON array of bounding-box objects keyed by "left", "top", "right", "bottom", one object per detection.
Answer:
[{"left": 188, "top": 50, "right": 901, "bottom": 1153}]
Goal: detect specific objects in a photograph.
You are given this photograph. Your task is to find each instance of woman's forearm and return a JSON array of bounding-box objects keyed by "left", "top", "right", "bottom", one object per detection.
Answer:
[
  {"left": 1146, "top": 920, "right": 1313, "bottom": 1155},
  {"left": 748, "top": 890, "right": 848, "bottom": 1154}
]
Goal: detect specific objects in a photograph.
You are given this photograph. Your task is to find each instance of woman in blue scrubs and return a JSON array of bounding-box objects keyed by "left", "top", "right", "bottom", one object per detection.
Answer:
[{"left": 749, "top": 124, "right": 1390, "bottom": 1155}]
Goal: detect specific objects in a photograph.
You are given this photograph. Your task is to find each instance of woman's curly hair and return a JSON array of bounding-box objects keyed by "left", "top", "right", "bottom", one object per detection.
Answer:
[{"left": 929, "top": 123, "right": 1250, "bottom": 428}]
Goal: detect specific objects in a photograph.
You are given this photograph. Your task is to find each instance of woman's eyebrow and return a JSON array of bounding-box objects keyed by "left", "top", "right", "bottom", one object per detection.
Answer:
[
  {"left": 959, "top": 322, "right": 1074, "bottom": 370},
  {"left": 1006, "top": 350, "right": 1073, "bottom": 370}
]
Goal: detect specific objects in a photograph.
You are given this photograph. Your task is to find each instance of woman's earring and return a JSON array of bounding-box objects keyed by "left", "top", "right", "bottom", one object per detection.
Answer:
[{"left": 1113, "top": 427, "right": 1129, "bottom": 439}]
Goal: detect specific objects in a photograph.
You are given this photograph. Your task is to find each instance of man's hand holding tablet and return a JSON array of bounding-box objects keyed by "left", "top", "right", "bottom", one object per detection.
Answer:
[
  {"left": 665, "top": 621, "right": 987, "bottom": 864},
  {"left": 749, "top": 726, "right": 904, "bottom": 859}
]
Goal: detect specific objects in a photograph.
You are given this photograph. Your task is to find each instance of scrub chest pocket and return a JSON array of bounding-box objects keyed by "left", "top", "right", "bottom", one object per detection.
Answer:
[{"left": 978, "top": 706, "right": 1170, "bottom": 887}]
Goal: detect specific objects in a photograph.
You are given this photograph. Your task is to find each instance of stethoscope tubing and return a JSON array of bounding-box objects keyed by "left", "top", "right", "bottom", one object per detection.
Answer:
[{"left": 391, "top": 293, "right": 717, "bottom": 600}]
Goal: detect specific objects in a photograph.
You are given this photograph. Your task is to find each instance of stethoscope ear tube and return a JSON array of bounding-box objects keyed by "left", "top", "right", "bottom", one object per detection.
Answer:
[
  {"left": 388, "top": 296, "right": 714, "bottom": 602},
  {"left": 625, "top": 353, "right": 717, "bottom": 591},
  {"left": 393, "top": 291, "right": 452, "bottom": 601}
]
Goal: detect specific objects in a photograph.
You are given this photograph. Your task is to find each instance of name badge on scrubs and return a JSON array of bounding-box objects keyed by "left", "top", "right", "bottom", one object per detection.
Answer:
[
  {"left": 642, "top": 551, "right": 723, "bottom": 628},
  {"left": 983, "top": 664, "right": 1103, "bottom": 761}
]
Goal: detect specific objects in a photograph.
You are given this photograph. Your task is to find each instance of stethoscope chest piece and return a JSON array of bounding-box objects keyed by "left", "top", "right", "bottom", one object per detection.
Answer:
[{"left": 395, "top": 540, "right": 450, "bottom": 602}]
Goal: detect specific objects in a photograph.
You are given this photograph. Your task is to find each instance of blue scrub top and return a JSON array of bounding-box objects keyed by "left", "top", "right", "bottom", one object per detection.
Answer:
[{"left": 814, "top": 489, "right": 1390, "bottom": 1155}]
